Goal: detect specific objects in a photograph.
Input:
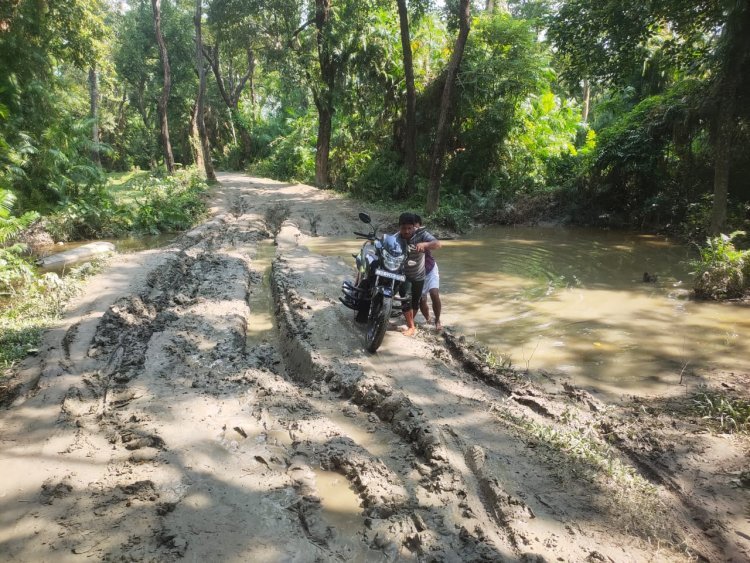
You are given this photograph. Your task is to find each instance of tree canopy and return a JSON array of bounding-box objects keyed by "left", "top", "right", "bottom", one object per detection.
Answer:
[{"left": 0, "top": 0, "right": 748, "bottom": 239}]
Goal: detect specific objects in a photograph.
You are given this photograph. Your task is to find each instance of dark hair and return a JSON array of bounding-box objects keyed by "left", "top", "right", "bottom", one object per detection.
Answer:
[
  {"left": 399, "top": 212, "right": 417, "bottom": 226},
  {"left": 414, "top": 214, "right": 423, "bottom": 225}
]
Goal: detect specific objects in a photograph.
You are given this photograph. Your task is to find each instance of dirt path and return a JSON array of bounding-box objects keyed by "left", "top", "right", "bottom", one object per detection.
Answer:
[{"left": 1, "top": 173, "right": 748, "bottom": 562}]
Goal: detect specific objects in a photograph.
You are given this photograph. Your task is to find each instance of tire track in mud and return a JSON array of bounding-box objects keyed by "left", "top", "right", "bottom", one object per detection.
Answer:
[
  {"left": 270, "top": 213, "right": 737, "bottom": 562},
  {"left": 3, "top": 174, "right": 746, "bottom": 562}
]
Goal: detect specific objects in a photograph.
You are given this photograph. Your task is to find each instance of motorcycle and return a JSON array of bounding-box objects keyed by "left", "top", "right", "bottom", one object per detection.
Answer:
[{"left": 339, "top": 212, "right": 407, "bottom": 352}]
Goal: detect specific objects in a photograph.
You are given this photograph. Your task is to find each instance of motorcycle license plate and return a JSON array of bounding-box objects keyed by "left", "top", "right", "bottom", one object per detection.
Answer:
[{"left": 375, "top": 269, "right": 405, "bottom": 282}]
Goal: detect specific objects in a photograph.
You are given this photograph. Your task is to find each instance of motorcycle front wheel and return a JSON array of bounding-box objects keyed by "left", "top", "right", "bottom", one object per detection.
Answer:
[{"left": 365, "top": 294, "right": 392, "bottom": 353}]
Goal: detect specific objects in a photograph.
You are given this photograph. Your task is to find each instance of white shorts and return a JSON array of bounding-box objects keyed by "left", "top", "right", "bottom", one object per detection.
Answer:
[{"left": 421, "top": 264, "right": 439, "bottom": 297}]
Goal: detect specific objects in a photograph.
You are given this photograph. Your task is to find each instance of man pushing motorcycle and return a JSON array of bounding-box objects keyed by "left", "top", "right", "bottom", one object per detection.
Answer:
[{"left": 396, "top": 212, "right": 441, "bottom": 337}]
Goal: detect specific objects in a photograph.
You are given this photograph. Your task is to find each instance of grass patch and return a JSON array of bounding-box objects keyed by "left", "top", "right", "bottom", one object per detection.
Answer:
[
  {"left": 1, "top": 260, "right": 105, "bottom": 377},
  {"left": 491, "top": 404, "right": 677, "bottom": 545},
  {"left": 107, "top": 169, "right": 151, "bottom": 206},
  {"left": 691, "top": 389, "right": 750, "bottom": 433}
]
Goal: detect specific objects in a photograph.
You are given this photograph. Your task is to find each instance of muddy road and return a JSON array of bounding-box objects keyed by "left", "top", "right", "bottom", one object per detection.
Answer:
[{"left": 1, "top": 173, "right": 748, "bottom": 562}]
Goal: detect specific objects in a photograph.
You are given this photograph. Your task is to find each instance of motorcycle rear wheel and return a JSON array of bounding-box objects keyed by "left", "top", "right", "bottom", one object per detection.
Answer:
[{"left": 365, "top": 294, "right": 392, "bottom": 352}]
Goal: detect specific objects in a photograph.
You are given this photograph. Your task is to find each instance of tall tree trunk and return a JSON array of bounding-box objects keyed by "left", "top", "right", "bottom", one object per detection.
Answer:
[
  {"left": 315, "top": 99, "right": 333, "bottom": 188},
  {"left": 152, "top": 0, "right": 175, "bottom": 173},
  {"left": 314, "top": 0, "right": 335, "bottom": 188},
  {"left": 426, "top": 0, "right": 470, "bottom": 214},
  {"left": 247, "top": 48, "right": 256, "bottom": 109},
  {"left": 485, "top": 0, "right": 507, "bottom": 13},
  {"left": 88, "top": 66, "right": 101, "bottom": 166},
  {"left": 190, "top": 103, "right": 205, "bottom": 172},
  {"left": 396, "top": 0, "right": 417, "bottom": 199},
  {"left": 709, "top": 92, "right": 735, "bottom": 235},
  {"left": 194, "top": 0, "right": 216, "bottom": 182},
  {"left": 204, "top": 43, "right": 255, "bottom": 161},
  {"left": 581, "top": 79, "right": 591, "bottom": 124},
  {"left": 708, "top": 3, "right": 750, "bottom": 235}
]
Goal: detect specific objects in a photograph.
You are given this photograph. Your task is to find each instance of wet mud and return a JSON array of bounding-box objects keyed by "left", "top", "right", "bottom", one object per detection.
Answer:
[{"left": 1, "top": 173, "right": 748, "bottom": 562}]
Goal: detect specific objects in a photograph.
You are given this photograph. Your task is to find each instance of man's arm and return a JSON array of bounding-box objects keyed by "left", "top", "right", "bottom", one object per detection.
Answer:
[{"left": 415, "top": 239, "right": 441, "bottom": 252}]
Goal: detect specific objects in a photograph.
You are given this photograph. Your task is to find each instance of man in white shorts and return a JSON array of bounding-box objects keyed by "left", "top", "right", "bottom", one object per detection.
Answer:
[{"left": 415, "top": 215, "right": 442, "bottom": 331}]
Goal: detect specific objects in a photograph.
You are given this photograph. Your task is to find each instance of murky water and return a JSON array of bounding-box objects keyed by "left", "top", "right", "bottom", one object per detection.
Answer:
[
  {"left": 312, "top": 468, "right": 370, "bottom": 561},
  {"left": 246, "top": 240, "right": 277, "bottom": 346},
  {"left": 306, "top": 226, "right": 750, "bottom": 398},
  {"left": 35, "top": 234, "right": 178, "bottom": 274},
  {"left": 36, "top": 233, "right": 178, "bottom": 258}
]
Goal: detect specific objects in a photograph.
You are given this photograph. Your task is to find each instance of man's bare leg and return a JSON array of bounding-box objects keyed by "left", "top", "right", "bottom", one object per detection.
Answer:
[
  {"left": 430, "top": 288, "right": 442, "bottom": 331},
  {"left": 419, "top": 296, "right": 430, "bottom": 322},
  {"left": 401, "top": 309, "right": 417, "bottom": 336}
]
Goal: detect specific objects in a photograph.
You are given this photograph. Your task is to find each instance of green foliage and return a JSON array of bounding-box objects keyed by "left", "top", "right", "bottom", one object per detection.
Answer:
[
  {"left": 128, "top": 170, "right": 209, "bottom": 235},
  {"left": 443, "top": 13, "right": 547, "bottom": 194},
  {"left": 46, "top": 169, "right": 208, "bottom": 239},
  {"left": 425, "top": 193, "right": 472, "bottom": 232},
  {"left": 502, "top": 91, "right": 582, "bottom": 193},
  {"left": 250, "top": 115, "right": 316, "bottom": 183},
  {"left": 561, "top": 79, "right": 713, "bottom": 229},
  {"left": 0, "top": 188, "right": 40, "bottom": 295},
  {"left": 0, "top": 244, "right": 36, "bottom": 296},
  {"left": 45, "top": 183, "right": 128, "bottom": 241},
  {"left": 1, "top": 261, "right": 104, "bottom": 374},
  {"left": 692, "top": 231, "right": 750, "bottom": 300},
  {"left": 692, "top": 389, "right": 750, "bottom": 433},
  {"left": 0, "top": 188, "right": 39, "bottom": 244}
]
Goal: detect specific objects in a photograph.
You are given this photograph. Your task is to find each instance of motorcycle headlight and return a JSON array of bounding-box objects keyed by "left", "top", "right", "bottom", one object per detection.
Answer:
[{"left": 382, "top": 248, "right": 405, "bottom": 271}]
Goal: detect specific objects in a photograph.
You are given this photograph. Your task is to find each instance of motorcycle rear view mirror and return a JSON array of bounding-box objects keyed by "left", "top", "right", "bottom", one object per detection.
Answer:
[{"left": 358, "top": 212, "right": 372, "bottom": 224}]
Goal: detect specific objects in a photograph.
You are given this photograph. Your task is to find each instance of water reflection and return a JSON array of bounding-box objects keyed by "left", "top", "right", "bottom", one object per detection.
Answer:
[
  {"left": 306, "top": 226, "right": 750, "bottom": 398},
  {"left": 35, "top": 234, "right": 178, "bottom": 275}
]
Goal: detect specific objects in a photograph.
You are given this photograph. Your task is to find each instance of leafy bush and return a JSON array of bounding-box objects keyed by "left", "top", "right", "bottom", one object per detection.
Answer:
[
  {"left": 0, "top": 188, "right": 40, "bottom": 295},
  {"left": 0, "top": 188, "right": 39, "bottom": 244},
  {"left": 426, "top": 194, "right": 472, "bottom": 233},
  {"left": 1, "top": 261, "right": 104, "bottom": 375},
  {"left": 45, "top": 169, "right": 208, "bottom": 239},
  {"left": 692, "top": 389, "right": 750, "bottom": 433},
  {"left": 0, "top": 244, "right": 36, "bottom": 295},
  {"left": 130, "top": 170, "right": 208, "bottom": 235},
  {"left": 250, "top": 115, "right": 316, "bottom": 183},
  {"left": 692, "top": 231, "right": 750, "bottom": 299},
  {"left": 45, "top": 184, "right": 130, "bottom": 241}
]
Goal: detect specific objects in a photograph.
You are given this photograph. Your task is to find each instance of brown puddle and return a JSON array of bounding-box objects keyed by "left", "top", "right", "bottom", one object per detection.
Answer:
[
  {"left": 312, "top": 468, "right": 371, "bottom": 560},
  {"left": 35, "top": 233, "right": 178, "bottom": 274},
  {"left": 305, "top": 226, "right": 750, "bottom": 398},
  {"left": 246, "top": 239, "right": 277, "bottom": 345}
]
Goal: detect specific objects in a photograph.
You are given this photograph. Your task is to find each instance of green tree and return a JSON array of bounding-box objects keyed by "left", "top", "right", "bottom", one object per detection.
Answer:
[
  {"left": 547, "top": 0, "right": 750, "bottom": 234},
  {"left": 0, "top": 0, "right": 108, "bottom": 209},
  {"left": 152, "top": 0, "right": 176, "bottom": 173},
  {"left": 426, "top": 0, "right": 470, "bottom": 213}
]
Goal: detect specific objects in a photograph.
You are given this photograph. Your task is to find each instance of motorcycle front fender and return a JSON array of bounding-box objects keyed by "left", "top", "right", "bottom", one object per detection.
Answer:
[{"left": 381, "top": 287, "right": 395, "bottom": 298}]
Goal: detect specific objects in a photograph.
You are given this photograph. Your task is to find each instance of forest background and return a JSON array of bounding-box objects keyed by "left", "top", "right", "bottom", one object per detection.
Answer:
[{"left": 1, "top": 0, "right": 750, "bottom": 305}]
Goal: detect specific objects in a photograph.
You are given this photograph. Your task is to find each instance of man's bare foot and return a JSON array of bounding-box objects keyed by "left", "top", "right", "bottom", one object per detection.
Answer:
[
  {"left": 401, "top": 326, "right": 417, "bottom": 337},
  {"left": 435, "top": 320, "right": 443, "bottom": 331}
]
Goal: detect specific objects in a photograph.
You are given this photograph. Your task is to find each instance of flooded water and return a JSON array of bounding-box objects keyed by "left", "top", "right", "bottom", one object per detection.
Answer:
[
  {"left": 36, "top": 233, "right": 178, "bottom": 258},
  {"left": 246, "top": 240, "right": 277, "bottom": 345},
  {"left": 35, "top": 233, "right": 178, "bottom": 274},
  {"left": 306, "top": 226, "right": 750, "bottom": 398}
]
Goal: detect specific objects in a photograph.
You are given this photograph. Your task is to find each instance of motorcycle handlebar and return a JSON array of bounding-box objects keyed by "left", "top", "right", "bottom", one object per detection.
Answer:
[{"left": 353, "top": 231, "right": 373, "bottom": 238}]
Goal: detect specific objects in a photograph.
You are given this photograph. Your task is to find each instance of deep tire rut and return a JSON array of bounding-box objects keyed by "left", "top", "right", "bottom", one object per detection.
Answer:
[{"left": 2, "top": 173, "right": 747, "bottom": 562}]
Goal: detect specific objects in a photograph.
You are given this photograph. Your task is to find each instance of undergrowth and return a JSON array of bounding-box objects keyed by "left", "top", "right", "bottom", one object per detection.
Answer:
[
  {"left": 691, "top": 389, "right": 750, "bottom": 433},
  {"left": 692, "top": 231, "right": 750, "bottom": 299},
  {"left": 0, "top": 259, "right": 106, "bottom": 377},
  {"left": 492, "top": 404, "right": 676, "bottom": 545}
]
